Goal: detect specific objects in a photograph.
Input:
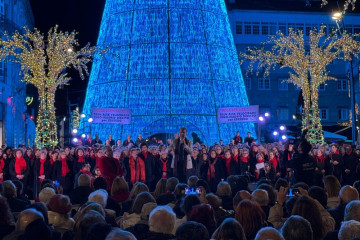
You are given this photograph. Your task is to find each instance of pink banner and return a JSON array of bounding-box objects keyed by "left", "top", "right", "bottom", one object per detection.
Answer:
[
  {"left": 217, "top": 106, "right": 259, "bottom": 123},
  {"left": 92, "top": 108, "right": 131, "bottom": 124}
]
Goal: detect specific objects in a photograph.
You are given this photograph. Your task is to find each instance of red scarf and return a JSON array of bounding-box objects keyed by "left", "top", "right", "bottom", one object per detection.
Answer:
[
  {"left": 233, "top": 155, "right": 239, "bottom": 163},
  {"left": 269, "top": 157, "right": 279, "bottom": 169},
  {"left": 80, "top": 169, "right": 92, "bottom": 176},
  {"left": 240, "top": 156, "right": 249, "bottom": 163},
  {"left": 15, "top": 156, "right": 27, "bottom": 175},
  {"left": 129, "top": 156, "right": 138, "bottom": 185},
  {"left": 207, "top": 159, "right": 217, "bottom": 181},
  {"left": 225, "top": 157, "right": 232, "bottom": 176},
  {"left": 0, "top": 159, "right": 4, "bottom": 182},
  {"left": 39, "top": 158, "right": 46, "bottom": 176},
  {"left": 329, "top": 151, "right": 339, "bottom": 159},
  {"left": 136, "top": 157, "right": 146, "bottom": 183},
  {"left": 287, "top": 151, "right": 293, "bottom": 161},
  {"left": 235, "top": 136, "right": 242, "bottom": 142},
  {"left": 316, "top": 155, "right": 325, "bottom": 164},
  {"left": 217, "top": 154, "right": 224, "bottom": 159},
  {"left": 78, "top": 156, "right": 84, "bottom": 163},
  {"left": 60, "top": 157, "right": 70, "bottom": 177},
  {"left": 142, "top": 151, "right": 148, "bottom": 159},
  {"left": 96, "top": 157, "right": 101, "bottom": 167},
  {"left": 161, "top": 158, "right": 168, "bottom": 178}
]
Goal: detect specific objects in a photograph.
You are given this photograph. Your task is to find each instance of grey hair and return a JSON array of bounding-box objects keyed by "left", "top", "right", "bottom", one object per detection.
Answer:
[
  {"left": 344, "top": 200, "right": 360, "bottom": 221},
  {"left": 338, "top": 220, "right": 360, "bottom": 240},
  {"left": 149, "top": 206, "right": 176, "bottom": 234}
]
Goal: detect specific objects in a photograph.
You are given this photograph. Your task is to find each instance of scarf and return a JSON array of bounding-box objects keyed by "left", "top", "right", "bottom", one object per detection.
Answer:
[
  {"left": 78, "top": 156, "right": 84, "bottom": 163},
  {"left": 96, "top": 157, "right": 101, "bottom": 167},
  {"left": 235, "top": 136, "right": 242, "bottom": 142},
  {"left": 233, "top": 155, "right": 239, "bottom": 163},
  {"left": 136, "top": 157, "right": 146, "bottom": 183},
  {"left": 217, "top": 154, "right": 224, "bottom": 159},
  {"left": 225, "top": 157, "right": 232, "bottom": 176},
  {"left": 316, "top": 155, "right": 325, "bottom": 164},
  {"left": 15, "top": 156, "right": 27, "bottom": 175},
  {"left": 0, "top": 159, "right": 4, "bottom": 182},
  {"left": 269, "top": 157, "right": 279, "bottom": 169},
  {"left": 287, "top": 151, "right": 293, "bottom": 161},
  {"left": 207, "top": 158, "right": 217, "bottom": 181},
  {"left": 142, "top": 151, "right": 148, "bottom": 160},
  {"left": 129, "top": 156, "right": 138, "bottom": 185},
  {"left": 240, "top": 156, "right": 249, "bottom": 163},
  {"left": 80, "top": 169, "right": 92, "bottom": 176},
  {"left": 60, "top": 157, "right": 70, "bottom": 177},
  {"left": 161, "top": 158, "right": 168, "bottom": 178},
  {"left": 39, "top": 158, "right": 46, "bottom": 176}
]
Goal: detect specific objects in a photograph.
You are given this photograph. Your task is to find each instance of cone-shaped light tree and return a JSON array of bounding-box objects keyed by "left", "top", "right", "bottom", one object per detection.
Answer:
[
  {"left": 0, "top": 26, "right": 95, "bottom": 147},
  {"left": 241, "top": 26, "right": 360, "bottom": 143}
]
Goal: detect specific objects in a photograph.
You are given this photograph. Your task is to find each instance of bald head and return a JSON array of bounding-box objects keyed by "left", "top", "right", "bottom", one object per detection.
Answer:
[
  {"left": 252, "top": 189, "right": 269, "bottom": 206},
  {"left": 339, "top": 186, "right": 359, "bottom": 204},
  {"left": 16, "top": 209, "right": 44, "bottom": 231}
]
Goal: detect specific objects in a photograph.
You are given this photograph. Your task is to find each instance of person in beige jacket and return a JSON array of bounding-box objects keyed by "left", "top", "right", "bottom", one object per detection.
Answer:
[{"left": 268, "top": 187, "right": 335, "bottom": 239}]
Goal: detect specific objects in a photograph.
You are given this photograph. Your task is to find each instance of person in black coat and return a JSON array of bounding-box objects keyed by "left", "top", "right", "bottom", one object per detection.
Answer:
[
  {"left": 259, "top": 162, "right": 276, "bottom": 184},
  {"left": 9, "top": 149, "right": 30, "bottom": 188},
  {"left": 156, "top": 151, "right": 172, "bottom": 180},
  {"left": 328, "top": 144, "right": 343, "bottom": 183},
  {"left": 69, "top": 174, "right": 93, "bottom": 205},
  {"left": 206, "top": 150, "right": 226, "bottom": 193},
  {"left": 137, "top": 143, "right": 155, "bottom": 190},
  {"left": 33, "top": 150, "right": 53, "bottom": 194},
  {"left": 291, "top": 139, "right": 316, "bottom": 187},
  {"left": 52, "top": 151, "right": 72, "bottom": 194},
  {"left": 282, "top": 143, "right": 294, "bottom": 178},
  {"left": 342, "top": 145, "right": 358, "bottom": 185},
  {"left": 73, "top": 148, "right": 87, "bottom": 175}
]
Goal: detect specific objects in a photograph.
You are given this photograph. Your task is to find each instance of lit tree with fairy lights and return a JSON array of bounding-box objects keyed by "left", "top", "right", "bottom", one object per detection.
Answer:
[
  {"left": 241, "top": 26, "right": 360, "bottom": 143},
  {"left": 0, "top": 26, "right": 95, "bottom": 147}
]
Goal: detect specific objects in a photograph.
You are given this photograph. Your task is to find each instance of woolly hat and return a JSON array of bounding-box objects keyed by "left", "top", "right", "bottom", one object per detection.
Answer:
[{"left": 48, "top": 194, "right": 72, "bottom": 215}]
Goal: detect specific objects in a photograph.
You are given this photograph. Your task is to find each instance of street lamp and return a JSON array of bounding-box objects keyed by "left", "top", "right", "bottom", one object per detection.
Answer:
[{"left": 332, "top": 11, "right": 357, "bottom": 145}]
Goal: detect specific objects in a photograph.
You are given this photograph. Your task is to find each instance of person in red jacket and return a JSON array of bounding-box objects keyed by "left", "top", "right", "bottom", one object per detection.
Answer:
[{"left": 97, "top": 146, "right": 123, "bottom": 190}]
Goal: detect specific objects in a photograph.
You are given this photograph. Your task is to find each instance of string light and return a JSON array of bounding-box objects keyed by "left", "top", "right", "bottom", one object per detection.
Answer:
[
  {"left": 0, "top": 25, "right": 96, "bottom": 147},
  {"left": 322, "top": 0, "right": 357, "bottom": 12},
  {"left": 241, "top": 25, "right": 360, "bottom": 144}
]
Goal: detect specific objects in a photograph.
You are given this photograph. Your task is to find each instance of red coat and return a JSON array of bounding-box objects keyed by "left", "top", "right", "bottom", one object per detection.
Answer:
[{"left": 97, "top": 156, "right": 123, "bottom": 189}]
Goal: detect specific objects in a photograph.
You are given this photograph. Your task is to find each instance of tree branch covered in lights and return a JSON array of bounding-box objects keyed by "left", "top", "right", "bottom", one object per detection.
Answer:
[
  {"left": 241, "top": 26, "right": 360, "bottom": 143},
  {"left": 321, "top": 0, "right": 357, "bottom": 13},
  {"left": 0, "top": 26, "right": 96, "bottom": 147}
]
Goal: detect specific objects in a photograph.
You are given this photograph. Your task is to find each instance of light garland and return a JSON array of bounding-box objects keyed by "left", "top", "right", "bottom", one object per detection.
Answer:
[
  {"left": 0, "top": 26, "right": 96, "bottom": 147},
  {"left": 241, "top": 25, "right": 360, "bottom": 144},
  {"left": 321, "top": 0, "right": 357, "bottom": 12}
]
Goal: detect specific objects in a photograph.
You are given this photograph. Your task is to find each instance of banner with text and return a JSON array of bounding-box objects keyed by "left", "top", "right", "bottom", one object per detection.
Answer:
[
  {"left": 217, "top": 106, "right": 259, "bottom": 123},
  {"left": 92, "top": 108, "right": 131, "bottom": 124}
]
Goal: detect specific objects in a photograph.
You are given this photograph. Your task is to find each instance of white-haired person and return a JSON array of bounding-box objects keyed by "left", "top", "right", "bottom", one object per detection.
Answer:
[{"left": 146, "top": 206, "right": 176, "bottom": 240}]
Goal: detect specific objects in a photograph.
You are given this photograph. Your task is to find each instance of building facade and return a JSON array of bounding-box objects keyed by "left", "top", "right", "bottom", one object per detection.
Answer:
[
  {"left": 226, "top": 1, "right": 359, "bottom": 139},
  {"left": 0, "top": 0, "right": 34, "bottom": 147}
]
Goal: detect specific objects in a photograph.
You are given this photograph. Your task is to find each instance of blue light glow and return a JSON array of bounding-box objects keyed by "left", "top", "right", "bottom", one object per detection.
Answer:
[{"left": 81, "top": 0, "right": 255, "bottom": 144}]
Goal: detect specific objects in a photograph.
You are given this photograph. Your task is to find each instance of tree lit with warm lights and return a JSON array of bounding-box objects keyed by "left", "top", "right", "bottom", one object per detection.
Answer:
[
  {"left": 0, "top": 26, "right": 95, "bottom": 147},
  {"left": 241, "top": 25, "right": 360, "bottom": 143}
]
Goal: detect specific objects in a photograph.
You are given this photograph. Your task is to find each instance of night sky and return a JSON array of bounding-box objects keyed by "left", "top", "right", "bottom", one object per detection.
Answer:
[{"left": 28, "top": 0, "right": 106, "bottom": 116}]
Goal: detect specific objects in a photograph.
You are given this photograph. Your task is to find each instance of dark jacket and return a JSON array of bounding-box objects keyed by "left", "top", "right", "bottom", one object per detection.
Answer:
[
  {"left": 292, "top": 153, "right": 316, "bottom": 186},
  {"left": 342, "top": 151, "right": 358, "bottom": 185},
  {"left": 9, "top": 159, "right": 30, "bottom": 185},
  {"left": 328, "top": 203, "right": 346, "bottom": 230},
  {"left": 6, "top": 196, "right": 28, "bottom": 213},
  {"left": 145, "top": 231, "right": 174, "bottom": 240},
  {"left": 137, "top": 152, "right": 155, "bottom": 186},
  {"left": 69, "top": 186, "right": 93, "bottom": 205},
  {"left": 52, "top": 160, "right": 72, "bottom": 194}
]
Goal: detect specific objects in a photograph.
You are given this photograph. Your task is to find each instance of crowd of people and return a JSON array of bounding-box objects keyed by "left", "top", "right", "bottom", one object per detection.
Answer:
[{"left": 1, "top": 128, "right": 360, "bottom": 240}]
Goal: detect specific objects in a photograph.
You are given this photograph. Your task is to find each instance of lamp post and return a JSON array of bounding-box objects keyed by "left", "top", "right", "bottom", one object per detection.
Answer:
[
  {"left": 258, "top": 112, "right": 270, "bottom": 144},
  {"left": 332, "top": 11, "right": 357, "bottom": 145}
]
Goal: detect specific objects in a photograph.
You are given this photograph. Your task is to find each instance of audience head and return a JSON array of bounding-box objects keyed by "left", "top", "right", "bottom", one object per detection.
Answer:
[
  {"left": 196, "top": 179, "right": 211, "bottom": 194},
  {"left": 16, "top": 209, "right": 44, "bottom": 231},
  {"left": 93, "top": 177, "right": 108, "bottom": 190},
  {"left": 344, "top": 200, "right": 360, "bottom": 221},
  {"left": 255, "top": 227, "right": 285, "bottom": 240},
  {"left": 27, "top": 202, "right": 49, "bottom": 225},
  {"left": 153, "top": 178, "right": 167, "bottom": 199},
  {"left": 12, "top": 180, "right": 23, "bottom": 195},
  {"left": 129, "top": 182, "right": 149, "bottom": 200},
  {"left": 175, "top": 221, "right": 209, "bottom": 240},
  {"left": 291, "top": 196, "right": 323, "bottom": 239},
  {"left": 308, "top": 186, "right": 328, "bottom": 208},
  {"left": 111, "top": 177, "right": 129, "bottom": 196},
  {"left": 78, "top": 174, "right": 91, "bottom": 187},
  {"left": 257, "top": 184, "right": 275, "bottom": 206},
  {"left": 338, "top": 220, "right": 360, "bottom": 240},
  {"left": 181, "top": 194, "right": 201, "bottom": 218},
  {"left": 140, "top": 202, "right": 157, "bottom": 222},
  {"left": 88, "top": 189, "right": 108, "bottom": 208},
  {"left": 47, "top": 194, "right": 72, "bottom": 215},
  {"left": 105, "top": 228, "right": 137, "bottom": 240},
  {"left": 216, "top": 181, "right": 232, "bottom": 197},
  {"left": 174, "top": 183, "right": 188, "bottom": 200},
  {"left": 275, "top": 178, "right": 289, "bottom": 191},
  {"left": 323, "top": 175, "right": 341, "bottom": 198},
  {"left": 251, "top": 189, "right": 269, "bottom": 206},
  {"left": 212, "top": 218, "right": 246, "bottom": 240},
  {"left": 76, "top": 210, "right": 106, "bottom": 239},
  {"left": 187, "top": 176, "right": 199, "bottom": 188},
  {"left": 85, "top": 222, "right": 112, "bottom": 240},
  {"left": 206, "top": 193, "right": 222, "bottom": 209},
  {"left": 0, "top": 195, "right": 15, "bottom": 226},
  {"left": 39, "top": 187, "right": 56, "bottom": 205},
  {"left": 281, "top": 215, "right": 313, "bottom": 240},
  {"left": 166, "top": 177, "right": 179, "bottom": 192},
  {"left": 233, "top": 190, "right": 251, "bottom": 209},
  {"left": 2, "top": 180, "right": 17, "bottom": 198},
  {"left": 131, "top": 191, "right": 156, "bottom": 214},
  {"left": 148, "top": 206, "right": 176, "bottom": 234},
  {"left": 235, "top": 199, "right": 266, "bottom": 238},
  {"left": 339, "top": 185, "right": 359, "bottom": 205}
]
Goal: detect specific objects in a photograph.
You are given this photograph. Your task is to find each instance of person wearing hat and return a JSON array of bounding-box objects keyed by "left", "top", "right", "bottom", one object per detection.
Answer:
[{"left": 47, "top": 194, "right": 75, "bottom": 230}]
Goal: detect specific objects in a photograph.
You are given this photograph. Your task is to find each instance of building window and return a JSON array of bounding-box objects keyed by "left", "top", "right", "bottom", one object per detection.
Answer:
[
  {"left": 319, "top": 83, "right": 325, "bottom": 91},
  {"left": 245, "top": 78, "right": 251, "bottom": 90},
  {"left": 337, "top": 79, "right": 348, "bottom": 91},
  {"left": 320, "top": 108, "right": 328, "bottom": 120},
  {"left": 269, "top": 22, "right": 277, "bottom": 35},
  {"left": 279, "top": 108, "right": 289, "bottom": 120},
  {"left": 244, "top": 22, "right": 252, "bottom": 35},
  {"left": 261, "top": 22, "right": 269, "bottom": 35},
  {"left": 258, "top": 78, "right": 270, "bottom": 90},
  {"left": 339, "top": 108, "right": 349, "bottom": 121},
  {"left": 279, "top": 23, "right": 287, "bottom": 35},
  {"left": 279, "top": 79, "right": 288, "bottom": 90},
  {"left": 296, "top": 23, "right": 304, "bottom": 33},
  {"left": 235, "top": 22, "right": 242, "bottom": 34},
  {"left": 253, "top": 22, "right": 260, "bottom": 35}
]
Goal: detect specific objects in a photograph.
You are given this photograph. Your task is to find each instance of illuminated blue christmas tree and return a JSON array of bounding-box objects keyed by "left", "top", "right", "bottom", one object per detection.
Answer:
[{"left": 81, "top": 0, "right": 256, "bottom": 144}]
